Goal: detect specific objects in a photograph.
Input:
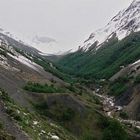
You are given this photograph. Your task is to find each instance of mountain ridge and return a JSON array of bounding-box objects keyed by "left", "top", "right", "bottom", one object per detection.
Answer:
[{"left": 80, "top": 0, "right": 140, "bottom": 51}]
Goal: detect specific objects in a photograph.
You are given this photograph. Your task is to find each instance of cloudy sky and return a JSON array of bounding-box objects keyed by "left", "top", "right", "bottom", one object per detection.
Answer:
[{"left": 0, "top": 0, "right": 133, "bottom": 54}]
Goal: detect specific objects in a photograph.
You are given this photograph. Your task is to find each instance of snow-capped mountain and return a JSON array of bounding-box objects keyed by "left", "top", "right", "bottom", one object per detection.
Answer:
[
  {"left": 0, "top": 29, "right": 42, "bottom": 57},
  {"left": 0, "top": 28, "right": 72, "bottom": 55},
  {"left": 0, "top": 28, "right": 28, "bottom": 46},
  {"left": 80, "top": 0, "right": 140, "bottom": 51},
  {"left": 0, "top": 28, "right": 58, "bottom": 55}
]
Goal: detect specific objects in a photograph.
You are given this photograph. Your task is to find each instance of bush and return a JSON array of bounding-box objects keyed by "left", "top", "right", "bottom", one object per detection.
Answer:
[
  {"left": 134, "top": 75, "right": 140, "bottom": 84},
  {"left": 6, "top": 108, "right": 22, "bottom": 121},
  {"left": 82, "top": 132, "right": 96, "bottom": 140},
  {"left": 0, "top": 122, "right": 3, "bottom": 129},
  {"left": 120, "top": 112, "right": 129, "bottom": 119},
  {"left": 109, "top": 78, "right": 127, "bottom": 96},
  {"left": 93, "top": 96, "right": 101, "bottom": 104},
  {"left": 67, "top": 84, "right": 77, "bottom": 92},
  {"left": 62, "top": 108, "right": 75, "bottom": 121},
  {"left": 102, "top": 120, "right": 128, "bottom": 140},
  {"left": 24, "top": 82, "right": 65, "bottom": 93}
]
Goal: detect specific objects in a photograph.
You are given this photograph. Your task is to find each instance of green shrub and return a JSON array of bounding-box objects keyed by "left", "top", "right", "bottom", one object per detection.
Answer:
[
  {"left": 35, "top": 101, "right": 75, "bottom": 122},
  {"left": 0, "top": 121, "right": 3, "bottom": 129},
  {"left": 0, "top": 89, "right": 12, "bottom": 103},
  {"left": 24, "top": 82, "right": 65, "bottom": 93},
  {"left": 109, "top": 77, "right": 129, "bottom": 96},
  {"left": 93, "top": 96, "right": 101, "bottom": 104},
  {"left": 6, "top": 108, "right": 22, "bottom": 122},
  {"left": 102, "top": 120, "right": 128, "bottom": 140},
  {"left": 82, "top": 132, "right": 96, "bottom": 140},
  {"left": 120, "top": 112, "right": 129, "bottom": 119},
  {"left": 67, "top": 84, "right": 77, "bottom": 92},
  {"left": 134, "top": 75, "right": 140, "bottom": 84},
  {"left": 109, "top": 82, "right": 127, "bottom": 96},
  {"left": 62, "top": 108, "right": 75, "bottom": 121}
]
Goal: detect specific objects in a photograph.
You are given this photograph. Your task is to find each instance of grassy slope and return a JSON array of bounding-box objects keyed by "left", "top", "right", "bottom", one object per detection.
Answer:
[
  {"left": 16, "top": 48, "right": 75, "bottom": 83},
  {"left": 0, "top": 39, "right": 135, "bottom": 139},
  {"left": 57, "top": 32, "right": 140, "bottom": 80},
  {"left": 0, "top": 121, "right": 15, "bottom": 140},
  {"left": 22, "top": 81, "right": 129, "bottom": 140},
  {"left": 0, "top": 89, "right": 77, "bottom": 140}
]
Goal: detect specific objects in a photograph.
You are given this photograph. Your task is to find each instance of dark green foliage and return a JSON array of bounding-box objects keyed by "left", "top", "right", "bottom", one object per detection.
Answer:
[
  {"left": 0, "top": 88, "right": 12, "bottom": 103},
  {"left": 93, "top": 96, "right": 101, "bottom": 104},
  {"left": 24, "top": 82, "right": 65, "bottom": 93},
  {"left": 35, "top": 102, "right": 75, "bottom": 122},
  {"left": 134, "top": 75, "right": 140, "bottom": 84},
  {"left": 34, "top": 57, "right": 75, "bottom": 83},
  {"left": 6, "top": 108, "right": 22, "bottom": 121},
  {"left": 61, "top": 108, "right": 75, "bottom": 121},
  {"left": 120, "top": 111, "right": 129, "bottom": 119},
  {"left": 97, "top": 116, "right": 128, "bottom": 140},
  {"left": 109, "top": 82, "right": 127, "bottom": 96},
  {"left": 97, "top": 116, "right": 110, "bottom": 129},
  {"left": 0, "top": 89, "right": 23, "bottom": 121},
  {"left": 34, "top": 102, "right": 49, "bottom": 111},
  {"left": 82, "top": 132, "right": 96, "bottom": 140},
  {"left": 57, "top": 32, "right": 140, "bottom": 81},
  {"left": 67, "top": 83, "right": 77, "bottom": 92},
  {"left": 109, "top": 77, "right": 129, "bottom": 96},
  {"left": 0, "top": 122, "right": 3, "bottom": 129},
  {"left": 102, "top": 120, "right": 128, "bottom": 140}
]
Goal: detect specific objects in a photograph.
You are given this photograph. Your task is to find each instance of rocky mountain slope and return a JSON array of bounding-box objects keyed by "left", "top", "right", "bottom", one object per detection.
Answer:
[
  {"left": 57, "top": 0, "right": 140, "bottom": 79},
  {"left": 55, "top": 0, "right": 140, "bottom": 132},
  {"left": 0, "top": 32, "right": 132, "bottom": 140},
  {"left": 0, "top": 0, "right": 140, "bottom": 139},
  {"left": 0, "top": 32, "right": 77, "bottom": 139},
  {"left": 80, "top": 0, "right": 140, "bottom": 51}
]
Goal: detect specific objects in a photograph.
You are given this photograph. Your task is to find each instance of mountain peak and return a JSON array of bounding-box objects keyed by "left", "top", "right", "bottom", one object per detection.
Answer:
[
  {"left": 80, "top": 0, "right": 140, "bottom": 51},
  {"left": 132, "top": 0, "right": 140, "bottom": 4},
  {"left": 127, "top": 0, "right": 140, "bottom": 10}
]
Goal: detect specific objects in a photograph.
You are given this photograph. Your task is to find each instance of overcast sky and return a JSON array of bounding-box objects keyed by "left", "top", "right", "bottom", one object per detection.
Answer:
[{"left": 0, "top": 0, "right": 133, "bottom": 53}]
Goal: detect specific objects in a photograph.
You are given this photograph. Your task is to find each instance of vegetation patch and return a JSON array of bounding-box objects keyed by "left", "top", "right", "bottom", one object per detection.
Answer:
[
  {"left": 102, "top": 119, "right": 128, "bottom": 140},
  {"left": 120, "top": 111, "right": 129, "bottom": 119},
  {"left": 24, "top": 82, "right": 66, "bottom": 93},
  {"left": 0, "top": 89, "right": 77, "bottom": 140},
  {"left": 33, "top": 93, "right": 129, "bottom": 140},
  {"left": 35, "top": 101, "right": 76, "bottom": 122},
  {"left": 57, "top": 32, "right": 140, "bottom": 81},
  {"left": 134, "top": 75, "right": 140, "bottom": 84},
  {"left": 33, "top": 57, "right": 76, "bottom": 83},
  {"left": 0, "top": 123, "right": 15, "bottom": 140},
  {"left": 109, "top": 77, "right": 129, "bottom": 96}
]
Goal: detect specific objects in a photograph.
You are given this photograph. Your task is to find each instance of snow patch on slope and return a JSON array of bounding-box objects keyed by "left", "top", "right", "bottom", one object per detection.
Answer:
[
  {"left": 130, "top": 59, "right": 140, "bottom": 66},
  {"left": 7, "top": 53, "right": 42, "bottom": 72},
  {"left": 0, "top": 34, "right": 44, "bottom": 73}
]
